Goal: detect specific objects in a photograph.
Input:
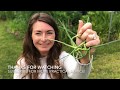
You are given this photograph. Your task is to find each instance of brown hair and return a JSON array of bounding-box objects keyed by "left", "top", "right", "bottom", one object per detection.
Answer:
[{"left": 19, "top": 12, "right": 63, "bottom": 79}]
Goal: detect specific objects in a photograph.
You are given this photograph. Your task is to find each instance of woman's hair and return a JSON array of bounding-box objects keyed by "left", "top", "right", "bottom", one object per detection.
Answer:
[{"left": 19, "top": 12, "right": 63, "bottom": 79}]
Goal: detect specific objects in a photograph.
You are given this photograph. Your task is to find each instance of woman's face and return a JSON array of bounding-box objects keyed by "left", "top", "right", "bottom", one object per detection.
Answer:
[{"left": 32, "top": 21, "right": 55, "bottom": 56}]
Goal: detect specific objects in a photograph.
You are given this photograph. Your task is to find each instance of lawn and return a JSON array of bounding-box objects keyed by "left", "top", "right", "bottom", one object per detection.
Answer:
[{"left": 0, "top": 21, "right": 22, "bottom": 79}]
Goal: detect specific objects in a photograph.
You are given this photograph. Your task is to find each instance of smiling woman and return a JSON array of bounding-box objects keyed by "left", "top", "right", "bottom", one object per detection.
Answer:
[
  {"left": 13, "top": 12, "right": 100, "bottom": 79},
  {"left": 32, "top": 21, "right": 55, "bottom": 56}
]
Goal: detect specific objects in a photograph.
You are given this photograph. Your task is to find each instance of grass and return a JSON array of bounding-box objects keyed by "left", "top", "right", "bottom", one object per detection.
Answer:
[
  {"left": 0, "top": 20, "right": 120, "bottom": 79},
  {"left": 0, "top": 21, "right": 23, "bottom": 79},
  {"left": 88, "top": 41, "right": 120, "bottom": 79}
]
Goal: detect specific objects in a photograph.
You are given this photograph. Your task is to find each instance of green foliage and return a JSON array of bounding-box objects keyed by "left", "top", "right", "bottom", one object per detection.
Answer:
[
  {"left": 110, "top": 12, "right": 120, "bottom": 41},
  {"left": 1, "top": 11, "right": 120, "bottom": 44},
  {"left": 81, "top": 11, "right": 120, "bottom": 43},
  {"left": 47, "top": 11, "right": 82, "bottom": 45},
  {"left": 0, "top": 21, "right": 22, "bottom": 79},
  {"left": 0, "top": 11, "right": 15, "bottom": 20},
  {"left": 4, "top": 11, "right": 36, "bottom": 39}
]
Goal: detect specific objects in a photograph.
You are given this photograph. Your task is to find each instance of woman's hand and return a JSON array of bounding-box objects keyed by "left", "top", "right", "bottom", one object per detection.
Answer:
[{"left": 76, "top": 20, "right": 100, "bottom": 64}]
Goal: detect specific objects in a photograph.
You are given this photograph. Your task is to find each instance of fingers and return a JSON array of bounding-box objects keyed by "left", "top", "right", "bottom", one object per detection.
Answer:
[
  {"left": 77, "top": 20, "right": 92, "bottom": 36},
  {"left": 77, "top": 20, "right": 100, "bottom": 48},
  {"left": 80, "top": 29, "right": 96, "bottom": 41},
  {"left": 77, "top": 20, "right": 84, "bottom": 33},
  {"left": 86, "top": 35, "right": 100, "bottom": 47},
  {"left": 76, "top": 20, "right": 92, "bottom": 44},
  {"left": 79, "top": 30, "right": 100, "bottom": 47}
]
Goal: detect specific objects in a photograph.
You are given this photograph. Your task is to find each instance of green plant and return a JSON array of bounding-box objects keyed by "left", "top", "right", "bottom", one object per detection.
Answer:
[{"left": 48, "top": 19, "right": 91, "bottom": 60}]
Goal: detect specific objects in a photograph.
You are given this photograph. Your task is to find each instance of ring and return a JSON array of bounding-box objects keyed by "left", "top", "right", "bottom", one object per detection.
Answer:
[
  {"left": 89, "top": 34, "right": 97, "bottom": 40},
  {"left": 92, "top": 34, "right": 97, "bottom": 40}
]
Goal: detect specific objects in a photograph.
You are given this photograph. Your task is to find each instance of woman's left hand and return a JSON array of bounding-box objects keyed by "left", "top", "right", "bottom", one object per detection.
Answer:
[{"left": 76, "top": 20, "right": 100, "bottom": 63}]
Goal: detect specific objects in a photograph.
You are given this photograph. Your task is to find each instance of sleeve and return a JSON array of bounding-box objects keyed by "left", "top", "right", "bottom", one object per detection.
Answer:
[
  {"left": 13, "top": 58, "right": 30, "bottom": 79},
  {"left": 59, "top": 51, "right": 93, "bottom": 79}
]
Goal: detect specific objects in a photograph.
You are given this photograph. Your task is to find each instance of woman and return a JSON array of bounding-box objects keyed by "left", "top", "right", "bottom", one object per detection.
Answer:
[{"left": 13, "top": 12, "right": 100, "bottom": 79}]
